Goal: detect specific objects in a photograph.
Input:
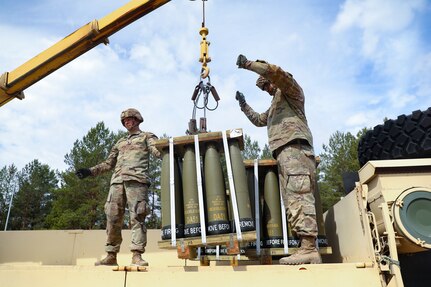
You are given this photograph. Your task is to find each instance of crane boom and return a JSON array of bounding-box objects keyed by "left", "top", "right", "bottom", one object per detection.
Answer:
[{"left": 0, "top": 0, "right": 170, "bottom": 107}]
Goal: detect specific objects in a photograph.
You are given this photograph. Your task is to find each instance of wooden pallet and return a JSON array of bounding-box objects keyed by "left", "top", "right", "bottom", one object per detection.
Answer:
[
  {"left": 158, "top": 231, "right": 256, "bottom": 260},
  {"left": 154, "top": 128, "right": 244, "bottom": 154},
  {"left": 112, "top": 265, "right": 148, "bottom": 272},
  {"left": 243, "top": 159, "right": 277, "bottom": 167}
]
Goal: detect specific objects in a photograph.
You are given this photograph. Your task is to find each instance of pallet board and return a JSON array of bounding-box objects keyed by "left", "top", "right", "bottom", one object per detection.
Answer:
[{"left": 154, "top": 128, "right": 244, "bottom": 154}]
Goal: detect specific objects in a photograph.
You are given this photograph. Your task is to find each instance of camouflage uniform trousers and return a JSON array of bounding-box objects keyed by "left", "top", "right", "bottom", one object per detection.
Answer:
[
  {"left": 276, "top": 143, "right": 318, "bottom": 238},
  {"left": 104, "top": 181, "right": 150, "bottom": 254}
]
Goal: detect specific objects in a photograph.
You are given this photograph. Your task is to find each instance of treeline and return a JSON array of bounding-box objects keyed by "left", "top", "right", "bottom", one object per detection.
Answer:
[{"left": 0, "top": 122, "right": 365, "bottom": 230}]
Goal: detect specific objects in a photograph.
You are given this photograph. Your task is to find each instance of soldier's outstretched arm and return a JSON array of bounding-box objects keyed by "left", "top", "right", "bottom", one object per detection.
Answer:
[
  {"left": 236, "top": 54, "right": 269, "bottom": 76},
  {"left": 236, "top": 54, "right": 300, "bottom": 94},
  {"left": 89, "top": 145, "right": 119, "bottom": 177}
]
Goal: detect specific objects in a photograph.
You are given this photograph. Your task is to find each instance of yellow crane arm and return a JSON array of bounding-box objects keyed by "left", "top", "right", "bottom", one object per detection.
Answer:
[{"left": 0, "top": 0, "right": 170, "bottom": 107}]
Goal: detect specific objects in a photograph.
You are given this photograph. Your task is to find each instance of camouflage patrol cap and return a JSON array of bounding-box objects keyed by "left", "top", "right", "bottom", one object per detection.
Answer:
[
  {"left": 120, "top": 108, "right": 144, "bottom": 126},
  {"left": 256, "top": 75, "right": 270, "bottom": 90}
]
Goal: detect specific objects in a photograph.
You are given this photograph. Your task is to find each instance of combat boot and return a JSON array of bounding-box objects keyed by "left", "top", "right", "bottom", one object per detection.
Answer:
[
  {"left": 279, "top": 236, "right": 322, "bottom": 265},
  {"left": 131, "top": 251, "right": 149, "bottom": 266},
  {"left": 95, "top": 252, "right": 118, "bottom": 266}
]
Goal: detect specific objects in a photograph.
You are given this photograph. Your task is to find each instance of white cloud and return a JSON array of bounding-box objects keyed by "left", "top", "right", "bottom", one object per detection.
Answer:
[
  {"left": 332, "top": 0, "right": 424, "bottom": 33},
  {"left": 331, "top": 0, "right": 426, "bottom": 65}
]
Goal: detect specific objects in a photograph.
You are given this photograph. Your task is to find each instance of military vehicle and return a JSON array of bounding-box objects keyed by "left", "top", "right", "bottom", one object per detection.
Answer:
[{"left": 1, "top": 1, "right": 430, "bottom": 286}]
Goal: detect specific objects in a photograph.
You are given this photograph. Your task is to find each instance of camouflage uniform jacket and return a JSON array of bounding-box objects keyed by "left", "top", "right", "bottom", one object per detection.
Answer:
[
  {"left": 241, "top": 62, "right": 313, "bottom": 153},
  {"left": 90, "top": 131, "right": 161, "bottom": 184}
]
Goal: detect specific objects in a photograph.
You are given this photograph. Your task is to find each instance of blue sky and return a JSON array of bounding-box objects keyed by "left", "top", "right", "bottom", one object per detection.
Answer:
[{"left": 1, "top": 0, "right": 430, "bottom": 171}]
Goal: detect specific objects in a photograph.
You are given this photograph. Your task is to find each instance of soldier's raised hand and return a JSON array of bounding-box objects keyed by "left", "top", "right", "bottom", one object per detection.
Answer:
[
  {"left": 236, "top": 54, "right": 248, "bottom": 68},
  {"left": 235, "top": 91, "right": 246, "bottom": 107},
  {"left": 76, "top": 168, "right": 92, "bottom": 179}
]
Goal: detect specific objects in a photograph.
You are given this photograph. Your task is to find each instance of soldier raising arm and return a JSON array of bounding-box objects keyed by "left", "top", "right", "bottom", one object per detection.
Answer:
[{"left": 235, "top": 55, "right": 321, "bottom": 265}]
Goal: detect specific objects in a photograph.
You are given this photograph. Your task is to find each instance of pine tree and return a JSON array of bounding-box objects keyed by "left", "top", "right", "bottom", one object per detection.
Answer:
[
  {"left": 9, "top": 160, "right": 58, "bottom": 230},
  {"left": 46, "top": 122, "right": 120, "bottom": 229},
  {"left": 318, "top": 130, "right": 366, "bottom": 211},
  {"left": 0, "top": 164, "right": 18, "bottom": 230}
]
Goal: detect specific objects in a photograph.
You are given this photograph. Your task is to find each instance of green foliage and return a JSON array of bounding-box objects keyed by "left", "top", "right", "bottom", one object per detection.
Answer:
[
  {"left": 241, "top": 134, "right": 261, "bottom": 160},
  {"left": 46, "top": 122, "right": 120, "bottom": 229},
  {"left": 9, "top": 160, "right": 58, "bottom": 230},
  {"left": 146, "top": 152, "right": 162, "bottom": 229},
  {"left": 0, "top": 164, "right": 18, "bottom": 230},
  {"left": 241, "top": 134, "right": 273, "bottom": 160},
  {"left": 260, "top": 144, "right": 273, "bottom": 159},
  {"left": 63, "top": 122, "right": 121, "bottom": 171},
  {"left": 318, "top": 129, "right": 367, "bottom": 211}
]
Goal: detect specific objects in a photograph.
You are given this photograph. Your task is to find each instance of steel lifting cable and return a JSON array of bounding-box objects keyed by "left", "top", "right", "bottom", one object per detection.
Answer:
[
  {"left": 187, "top": 0, "right": 220, "bottom": 135},
  {"left": 189, "top": 76, "right": 219, "bottom": 134},
  {"left": 191, "top": 77, "right": 219, "bottom": 111}
]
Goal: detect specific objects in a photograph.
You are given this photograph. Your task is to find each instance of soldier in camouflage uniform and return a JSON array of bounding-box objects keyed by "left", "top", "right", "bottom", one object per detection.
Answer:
[
  {"left": 235, "top": 55, "right": 321, "bottom": 265},
  {"left": 76, "top": 108, "right": 161, "bottom": 267}
]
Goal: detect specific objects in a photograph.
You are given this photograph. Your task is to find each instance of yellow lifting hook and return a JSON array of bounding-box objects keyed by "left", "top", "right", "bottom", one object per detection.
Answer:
[{"left": 199, "top": 26, "right": 211, "bottom": 78}]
